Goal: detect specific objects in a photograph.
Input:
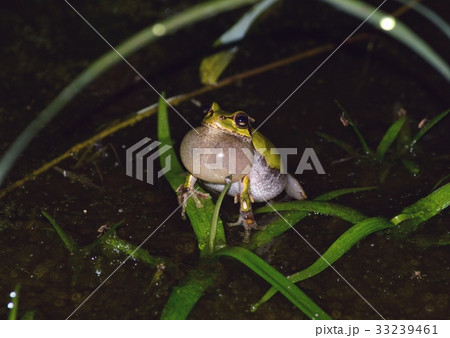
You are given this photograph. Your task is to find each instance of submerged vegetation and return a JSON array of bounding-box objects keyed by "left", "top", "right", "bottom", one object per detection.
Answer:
[{"left": 318, "top": 103, "right": 449, "bottom": 183}]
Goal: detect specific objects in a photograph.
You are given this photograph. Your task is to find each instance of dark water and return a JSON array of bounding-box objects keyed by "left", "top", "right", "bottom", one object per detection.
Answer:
[{"left": 0, "top": 0, "right": 449, "bottom": 319}]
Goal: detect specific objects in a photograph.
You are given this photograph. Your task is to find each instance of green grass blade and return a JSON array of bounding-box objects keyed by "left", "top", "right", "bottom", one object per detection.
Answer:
[
  {"left": 322, "top": 0, "right": 450, "bottom": 82},
  {"left": 247, "top": 211, "right": 309, "bottom": 250},
  {"left": 214, "top": 247, "right": 331, "bottom": 319},
  {"left": 314, "top": 186, "right": 377, "bottom": 201},
  {"left": 0, "top": 0, "right": 260, "bottom": 187},
  {"left": 288, "top": 217, "right": 394, "bottom": 281},
  {"left": 209, "top": 181, "right": 231, "bottom": 252},
  {"left": 184, "top": 192, "right": 228, "bottom": 254},
  {"left": 157, "top": 96, "right": 226, "bottom": 254},
  {"left": 436, "top": 236, "right": 450, "bottom": 247},
  {"left": 8, "top": 284, "right": 20, "bottom": 320},
  {"left": 409, "top": 109, "right": 449, "bottom": 150},
  {"left": 391, "top": 183, "right": 450, "bottom": 234},
  {"left": 157, "top": 95, "right": 183, "bottom": 179},
  {"left": 248, "top": 187, "right": 376, "bottom": 250},
  {"left": 255, "top": 200, "right": 367, "bottom": 224},
  {"left": 401, "top": 159, "right": 420, "bottom": 176},
  {"left": 349, "top": 122, "right": 371, "bottom": 155},
  {"left": 42, "top": 210, "right": 78, "bottom": 253},
  {"left": 316, "top": 131, "right": 359, "bottom": 157},
  {"left": 432, "top": 173, "right": 450, "bottom": 191},
  {"left": 378, "top": 162, "right": 394, "bottom": 183},
  {"left": 335, "top": 101, "right": 371, "bottom": 155},
  {"left": 256, "top": 185, "right": 450, "bottom": 309},
  {"left": 414, "top": 234, "right": 450, "bottom": 249},
  {"left": 157, "top": 94, "right": 184, "bottom": 181},
  {"left": 160, "top": 268, "right": 217, "bottom": 319},
  {"left": 217, "top": 0, "right": 279, "bottom": 45},
  {"left": 254, "top": 217, "right": 394, "bottom": 310},
  {"left": 393, "top": 0, "right": 450, "bottom": 38},
  {"left": 200, "top": 0, "right": 279, "bottom": 84},
  {"left": 102, "top": 232, "right": 170, "bottom": 268},
  {"left": 375, "top": 116, "right": 406, "bottom": 160}
]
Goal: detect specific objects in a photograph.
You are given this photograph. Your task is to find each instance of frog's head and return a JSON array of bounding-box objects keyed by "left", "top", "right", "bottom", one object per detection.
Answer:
[{"left": 201, "top": 102, "right": 255, "bottom": 139}]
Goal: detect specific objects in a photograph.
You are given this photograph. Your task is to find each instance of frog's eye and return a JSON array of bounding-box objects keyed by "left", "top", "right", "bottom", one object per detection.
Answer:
[{"left": 234, "top": 112, "right": 250, "bottom": 129}]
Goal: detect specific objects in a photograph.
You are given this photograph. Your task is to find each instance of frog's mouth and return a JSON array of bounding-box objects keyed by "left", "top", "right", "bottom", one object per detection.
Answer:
[{"left": 201, "top": 120, "right": 253, "bottom": 140}]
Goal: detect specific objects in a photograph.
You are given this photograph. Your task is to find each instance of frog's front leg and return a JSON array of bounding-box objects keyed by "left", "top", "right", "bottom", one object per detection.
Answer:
[
  {"left": 228, "top": 175, "right": 265, "bottom": 242},
  {"left": 176, "top": 174, "right": 210, "bottom": 220}
]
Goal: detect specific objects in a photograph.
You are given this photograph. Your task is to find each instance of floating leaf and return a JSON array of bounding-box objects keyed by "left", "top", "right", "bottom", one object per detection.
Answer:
[{"left": 200, "top": 48, "right": 239, "bottom": 85}]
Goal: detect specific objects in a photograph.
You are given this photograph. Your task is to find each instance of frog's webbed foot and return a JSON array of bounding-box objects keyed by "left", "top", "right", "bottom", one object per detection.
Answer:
[
  {"left": 176, "top": 185, "right": 210, "bottom": 219},
  {"left": 227, "top": 175, "right": 264, "bottom": 242},
  {"left": 228, "top": 210, "right": 266, "bottom": 243},
  {"left": 176, "top": 175, "right": 210, "bottom": 220}
]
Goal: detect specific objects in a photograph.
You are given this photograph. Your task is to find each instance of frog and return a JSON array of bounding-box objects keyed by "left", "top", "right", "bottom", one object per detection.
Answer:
[{"left": 177, "top": 102, "right": 307, "bottom": 242}]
